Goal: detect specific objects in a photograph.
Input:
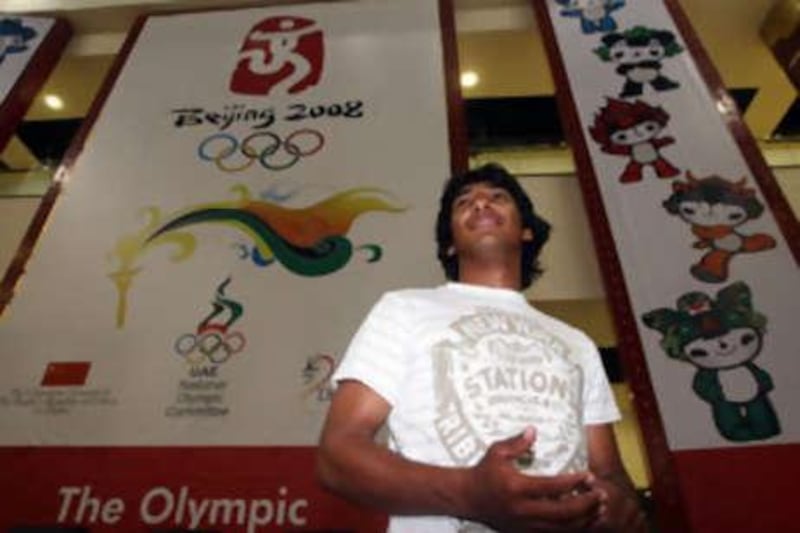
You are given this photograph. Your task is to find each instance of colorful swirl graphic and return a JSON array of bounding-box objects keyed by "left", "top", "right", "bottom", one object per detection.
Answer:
[{"left": 109, "top": 185, "right": 406, "bottom": 327}]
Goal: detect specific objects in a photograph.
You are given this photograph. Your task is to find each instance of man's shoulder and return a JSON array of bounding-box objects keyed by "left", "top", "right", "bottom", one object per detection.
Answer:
[
  {"left": 528, "top": 305, "right": 596, "bottom": 346},
  {"left": 369, "top": 285, "right": 451, "bottom": 315},
  {"left": 379, "top": 285, "right": 445, "bottom": 301}
]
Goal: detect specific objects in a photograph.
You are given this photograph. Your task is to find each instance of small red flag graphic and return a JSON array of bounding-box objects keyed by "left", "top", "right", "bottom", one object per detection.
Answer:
[{"left": 41, "top": 362, "right": 91, "bottom": 386}]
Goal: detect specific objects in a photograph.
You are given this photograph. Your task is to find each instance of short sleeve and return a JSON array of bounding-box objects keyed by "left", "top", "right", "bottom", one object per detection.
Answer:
[
  {"left": 332, "top": 292, "right": 413, "bottom": 407},
  {"left": 580, "top": 338, "right": 621, "bottom": 425}
]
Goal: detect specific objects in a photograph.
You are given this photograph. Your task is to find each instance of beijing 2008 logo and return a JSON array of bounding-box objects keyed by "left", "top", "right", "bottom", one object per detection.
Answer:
[{"left": 230, "top": 16, "right": 324, "bottom": 97}]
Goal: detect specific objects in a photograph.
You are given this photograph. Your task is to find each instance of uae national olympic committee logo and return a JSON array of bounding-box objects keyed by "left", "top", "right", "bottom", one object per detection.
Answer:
[{"left": 173, "top": 277, "right": 246, "bottom": 377}]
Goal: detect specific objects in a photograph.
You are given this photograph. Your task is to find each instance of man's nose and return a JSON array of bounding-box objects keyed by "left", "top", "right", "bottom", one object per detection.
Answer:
[{"left": 472, "top": 194, "right": 490, "bottom": 210}]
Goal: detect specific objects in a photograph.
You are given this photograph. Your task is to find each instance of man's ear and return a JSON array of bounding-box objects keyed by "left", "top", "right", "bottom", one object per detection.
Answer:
[{"left": 522, "top": 228, "right": 534, "bottom": 241}]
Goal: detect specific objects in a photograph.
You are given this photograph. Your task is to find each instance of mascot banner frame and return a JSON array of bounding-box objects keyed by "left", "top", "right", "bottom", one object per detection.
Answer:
[
  {"left": 0, "top": 15, "right": 71, "bottom": 152},
  {"left": 534, "top": 0, "right": 800, "bottom": 531},
  {"left": 0, "top": 1, "right": 465, "bottom": 530}
]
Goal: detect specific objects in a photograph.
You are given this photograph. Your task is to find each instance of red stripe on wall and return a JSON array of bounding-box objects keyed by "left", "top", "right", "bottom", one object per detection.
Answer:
[
  {"left": 673, "top": 444, "right": 800, "bottom": 532},
  {"left": 0, "top": 446, "right": 386, "bottom": 532}
]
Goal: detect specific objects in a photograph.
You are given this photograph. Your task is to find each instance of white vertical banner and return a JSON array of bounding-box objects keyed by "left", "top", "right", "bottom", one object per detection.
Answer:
[
  {"left": 0, "top": 1, "right": 458, "bottom": 530},
  {"left": 539, "top": 0, "right": 800, "bottom": 451},
  {"left": 0, "top": 17, "right": 52, "bottom": 98},
  {"left": 0, "top": 15, "right": 71, "bottom": 151}
]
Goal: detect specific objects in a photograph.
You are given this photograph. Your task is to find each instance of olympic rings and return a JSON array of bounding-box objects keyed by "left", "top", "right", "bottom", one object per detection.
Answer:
[
  {"left": 197, "top": 133, "right": 251, "bottom": 172},
  {"left": 175, "top": 333, "right": 205, "bottom": 365},
  {"left": 174, "top": 331, "right": 246, "bottom": 365},
  {"left": 285, "top": 129, "right": 325, "bottom": 156},
  {"left": 197, "top": 129, "right": 325, "bottom": 173}
]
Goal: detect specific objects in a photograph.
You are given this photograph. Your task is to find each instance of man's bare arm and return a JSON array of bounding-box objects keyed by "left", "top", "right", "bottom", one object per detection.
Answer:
[
  {"left": 317, "top": 380, "right": 606, "bottom": 531},
  {"left": 316, "top": 379, "right": 469, "bottom": 515},
  {"left": 586, "top": 423, "right": 647, "bottom": 532}
]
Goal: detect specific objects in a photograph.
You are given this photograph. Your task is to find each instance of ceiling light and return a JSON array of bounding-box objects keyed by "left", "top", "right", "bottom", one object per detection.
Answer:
[
  {"left": 460, "top": 71, "right": 479, "bottom": 88},
  {"left": 44, "top": 94, "right": 64, "bottom": 110}
]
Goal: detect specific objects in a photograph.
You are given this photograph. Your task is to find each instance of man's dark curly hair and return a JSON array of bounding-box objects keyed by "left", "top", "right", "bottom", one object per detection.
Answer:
[{"left": 435, "top": 163, "right": 551, "bottom": 290}]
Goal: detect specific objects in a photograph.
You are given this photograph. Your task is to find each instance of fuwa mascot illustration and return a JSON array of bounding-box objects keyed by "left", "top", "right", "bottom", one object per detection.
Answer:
[
  {"left": 642, "top": 282, "right": 781, "bottom": 442},
  {"left": 662, "top": 173, "right": 777, "bottom": 282},
  {"left": 589, "top": 98, "right": 680, "bottom": 183},
  {"left": 0, "top": 18, "right": 37, "bottom": 64},
  {"left": 594, "top": 26, "right": 683, "bottom": 98},
  {"left": 556, "top": 0, "right": 625, "bottom": 34}
]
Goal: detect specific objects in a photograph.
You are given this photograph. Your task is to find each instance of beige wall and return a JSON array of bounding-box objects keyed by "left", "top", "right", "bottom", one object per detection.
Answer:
[
  {"left": 678, "top": 0, "right": 796, "bottom": 140},
  {"left": 774, "top": 166, "right": 800, "bottom": 213},
  {"left": 0, "top": 198, "right": 41, "bottom": 304}
]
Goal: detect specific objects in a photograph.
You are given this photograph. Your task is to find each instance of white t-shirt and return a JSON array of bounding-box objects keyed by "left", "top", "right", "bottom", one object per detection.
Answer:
[{"left": 333, "top": 282, "right": 621, "bottom": 532}]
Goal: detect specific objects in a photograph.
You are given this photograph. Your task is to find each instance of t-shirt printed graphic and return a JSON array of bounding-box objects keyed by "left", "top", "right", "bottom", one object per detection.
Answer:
[{"left": 432, "top": 307, "right": 586, "bottom": 476}]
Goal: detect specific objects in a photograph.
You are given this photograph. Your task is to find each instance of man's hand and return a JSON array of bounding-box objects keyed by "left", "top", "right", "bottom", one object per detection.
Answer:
[
  {"left": 465, "top": 427, "right": 605, "bottom": 532},
  {"left": 589, "top": 476, "right": 647, "bottom": 532}
]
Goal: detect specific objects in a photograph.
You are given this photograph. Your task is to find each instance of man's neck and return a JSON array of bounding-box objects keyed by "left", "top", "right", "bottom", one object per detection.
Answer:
[{"left": 457, "top": 257, "right": 522, "bottom": 291}]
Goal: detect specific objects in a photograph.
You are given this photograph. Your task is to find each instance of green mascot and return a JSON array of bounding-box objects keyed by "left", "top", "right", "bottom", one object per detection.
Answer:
[{"left": 642, "top": 282, "right": 781, "bottom": 442}]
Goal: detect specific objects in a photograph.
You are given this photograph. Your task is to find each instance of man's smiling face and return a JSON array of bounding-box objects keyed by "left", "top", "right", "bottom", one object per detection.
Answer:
[{"left": 449, "top": 182, "right": 532, "bottom": 258}]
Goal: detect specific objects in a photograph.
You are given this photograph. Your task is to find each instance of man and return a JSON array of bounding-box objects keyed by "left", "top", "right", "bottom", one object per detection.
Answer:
[{"left": 317, "top": 163, "right": 645, "bottom": 532}]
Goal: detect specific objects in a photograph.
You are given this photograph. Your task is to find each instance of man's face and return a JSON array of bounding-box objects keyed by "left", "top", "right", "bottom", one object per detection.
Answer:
[{"left": 449, "top": 182, "right": 532, "bottom": 258}]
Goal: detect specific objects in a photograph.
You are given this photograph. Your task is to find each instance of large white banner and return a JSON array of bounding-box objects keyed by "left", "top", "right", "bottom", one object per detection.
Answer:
[
  {"left": 0, "top": 1, "right": 455, "bottom": 529},
  {"left": 540, "top": 0, "right": 800, "bottom": 451},
  {"left": 1, "top": 0, "right": 451, "bottom": 445}
]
